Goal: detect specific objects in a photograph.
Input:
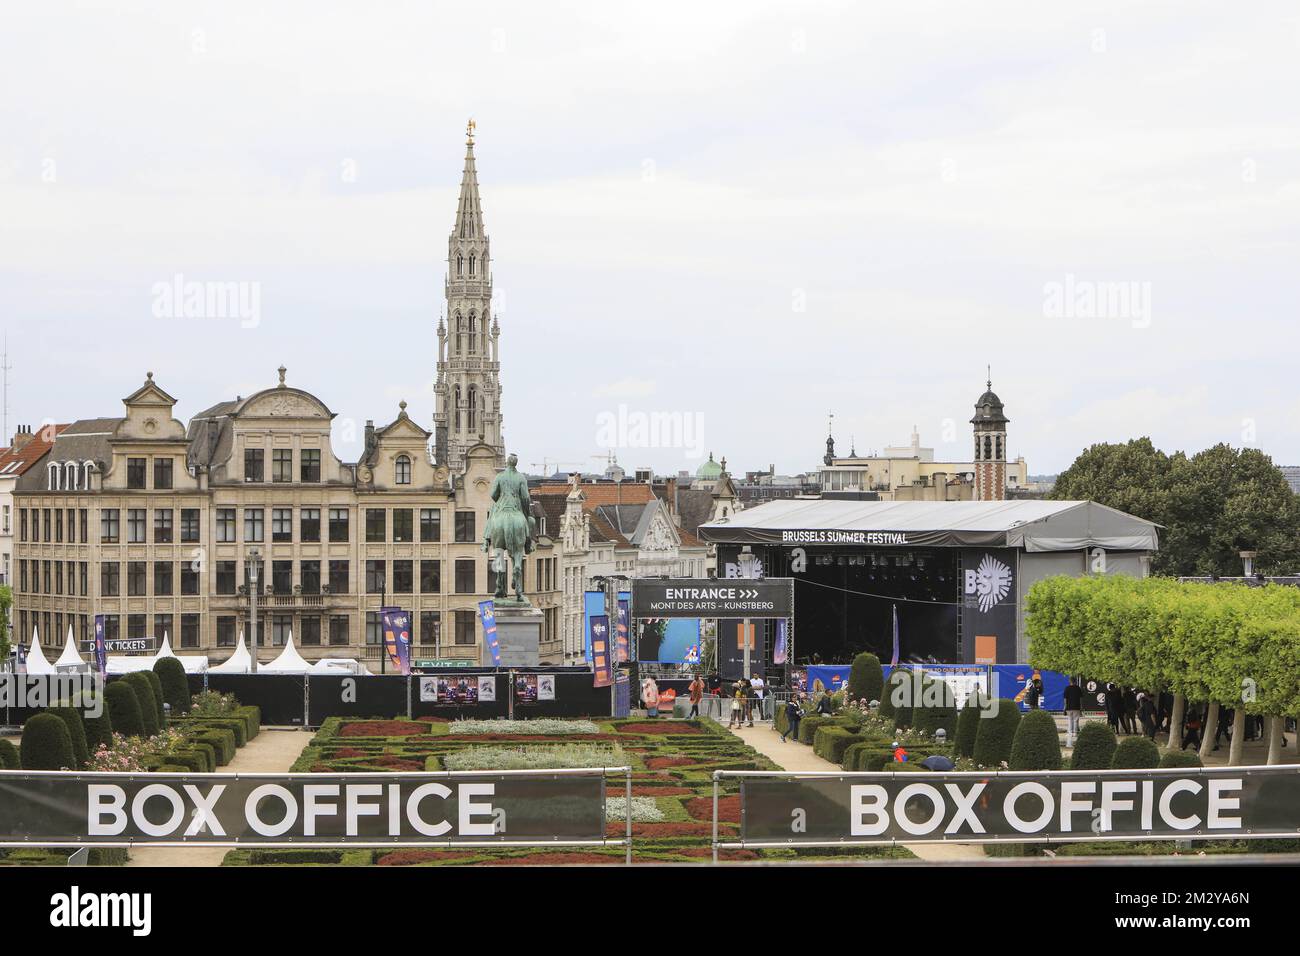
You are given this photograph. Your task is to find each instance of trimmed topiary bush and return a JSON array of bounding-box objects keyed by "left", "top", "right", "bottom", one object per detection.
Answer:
[
  {"left": 972, "top": 700, "right": 1021, "bottom": 767},
  {"left": 45, "top": 707, "right": 90, "bottom": 769},
  {"left": 81, "top": 702, "right": 114, "bottom": 753},
  {"left": 1111, "top": 735, "right": 1160, "bottom": 769},
  {"left": 1008, "top": 709, "right": 1062, "bottom": 771},
  {"left": 153, "top": 657, "right": 191, "bottom": 715},
  {"left": 955, "top": 696, "right": 983, "bottom": 758},
  {"left": 913, "top": 678, "right": 959, "bottom": 738},
  {"left": 1158, "top": 748, "right": 1203, "bottom": 768},
  {"left": 1069, "top": 721, "right": 1117, "bottom": 770},
  {"left": 144, "top": 670, "right": 167, "bottom": 727},
  {"left": 813, "top": 726, "right": 865, "bottom": 765},
  {"left": 846, "top": 652, "right": 884, "bottom": 705},
  {"left": 878, "top": 669, "right": 910, "bottom": 719},
  {"left": 123, "top": 674, "right": 161, "bottom": 737},
  {"left": 104, "top": 681, "right": 145, "bottom": 738},
  {"left": 19, "top": 713, "right": 75, "bottom": 770},
  {"left": 0, "top": 738, "right": 19, "bottom": 769}
]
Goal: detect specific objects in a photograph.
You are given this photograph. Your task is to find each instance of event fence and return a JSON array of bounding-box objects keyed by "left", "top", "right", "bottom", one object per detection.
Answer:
[
  {"left": 709, "top": 766, "right": 1300, "bottom": 862},
  {"left": 0, "top": 766, "right": 633, "bottom": 863}
]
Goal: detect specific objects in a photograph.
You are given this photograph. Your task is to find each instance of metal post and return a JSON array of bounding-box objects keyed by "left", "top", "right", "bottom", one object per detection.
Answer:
[
  {"left": 247, "top": 548, "right": 260, "bottom": 674},
  {"left": 711, "top": 771, "right": 720, "bottom": 864},
  {"left": 625, "top": 766, "right": 632, "bottom": 865}
]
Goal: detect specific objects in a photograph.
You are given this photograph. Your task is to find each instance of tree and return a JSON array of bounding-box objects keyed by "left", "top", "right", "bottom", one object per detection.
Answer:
[{"left": 0, "top": 584, "right": 11, "bottom": 661}]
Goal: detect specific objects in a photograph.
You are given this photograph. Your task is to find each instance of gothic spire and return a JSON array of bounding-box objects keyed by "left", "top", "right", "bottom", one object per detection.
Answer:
[{"left": 453, "top": 118, "right": 485, "bottom": 241}]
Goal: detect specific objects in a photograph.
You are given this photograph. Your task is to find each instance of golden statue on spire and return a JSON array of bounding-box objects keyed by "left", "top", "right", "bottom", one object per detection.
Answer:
[{"left": 466, "top": 118, "right": 476, "bottom": 145}]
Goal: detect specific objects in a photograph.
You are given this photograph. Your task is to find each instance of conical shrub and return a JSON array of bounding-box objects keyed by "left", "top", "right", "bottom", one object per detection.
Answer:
[
  {"left": 45, "top": 706, "right": 89, "bottom": 768},
  {"left": 1008, "top": 709, "right": 1062, "bottom": 770},
  {"left": 1069, "top": 722, "right": 1117, "bottom": 770},
  {"left": 105, "top": 681, "right": 145, "bottom": 738},
  {"left": 153, "top": 657, "right": 191, "bottom": 714},
  {"left": 972, "top": 699, "right": 1021, "bottom": 767},
  {"left": 19, "top": 713, "right": 75, "bottom": 770},
  {"left": 123, "top": 673, "right": 160, "bottom": 736}
]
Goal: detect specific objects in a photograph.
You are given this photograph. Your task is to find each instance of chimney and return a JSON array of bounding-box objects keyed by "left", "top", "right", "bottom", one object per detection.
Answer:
[
  {"left": 363, "top": 420, "right": 376, "bottom": 459},
  {"left": 11, "top": 424, "right": 33, "bottom": 451}
]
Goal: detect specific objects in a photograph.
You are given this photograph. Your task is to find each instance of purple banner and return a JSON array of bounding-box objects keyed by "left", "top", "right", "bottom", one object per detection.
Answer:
[
  {"left": 591, "top": 614, "right": 613, "bottom": 688},
  {"left": 479, "top": 600, "right": 501, "bottom": 666},
  {"left": 93, "top": 615, "right": 107, "bottom": 679},
  {"left": 380, "top": 607, "right": 411, "bottom": 676}
]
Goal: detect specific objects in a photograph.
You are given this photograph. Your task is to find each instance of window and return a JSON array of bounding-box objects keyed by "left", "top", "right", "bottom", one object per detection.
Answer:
[
  {"left": 217, "top": 617, "right": 236, "bottom": 647},
  {"left": 420, "top": 508, "right": 441, "bottom": 542},
  {"left": 80, "top": 562, "right": 88, "bottom": 596},
  {"left": 66, "top": 508, "right": 75, "bottom": 543},
  {"left": 392, "top": 560, "right": 413, "bottom": 594},
  {"left": 154, "top": 561, "right": 173, "bottom": 596},
  {"left": 54, "top": 562, "right": 63, "bottom": 595},
  {"left": 245, "top": 448, "right": 264, "bottom": 482},
  {"left": 366, "top": 509, "right": 386, "bottom": 542},
  {"left": 215, "top": 561, "right": 237, "bottom": 595},
  {"left": 154, "top": 458, "right": 173, "bottom": 489},
  {"left": 272, "top": 507, "right": 293, "bottom": 542},
  {"left": 272, "top": 561, "right": 292, "bottom": 595},
  {"left": 127, "top": 509, "right": 146, "bottom": 543},
  {"left": 102, "top": 616, "right": 120, "bottom": 645},
  {"left": 301, "top": 560, "right": 321, "bottom": 594},
  {"left": 418, "top": 610, "right": 441, "bottom": 646},
  {"left": 54, "top": 509, "right": 63, "bottom": 543},
  {"left": 154, "top": 509, "right": 173, "bottom": 543},
  {"left": 127, "top": 614, "right": 147, "bottom": 641},
  {"left": 216, "top": 508, "right": 236, "bottom": 542},
  {"left": 155, "top": 614, "right": 174, "bottom": 643},
  {"left": 127, "top": 458, "right": 146, "bottom": 489},
  {"left": 300, "top": 449, "right": 321, "bottom": 482},
  {"left": 244, "top": 508, "right": 264, "bottom": 542},
  {"left": 393, "top": 508, "right": 413, "bottom": 543},
  {"left": 101, "top": 508, "right": 120, "bottom": 543},
  {"left": 329, "top": 507, "right": 349, "bottom": 542},
  {"left": 420, "top": 559, "right": 441, "bottom": 593},
  {"left": 329, "top": 616, "right": 349, "bottom": 646},
  {"left": 272, "top": 616, "right": 292, "bottom": 647},
  {"left": 300, "top": 507, "right": 320, "bottom": 542},
  {"left": 300, "top": 616, "right": 321, "bottom": 646},
  {"left": 272, "top": 448, "right": 293, "bottom": 482},
  {"left": 181, "top": 614, "right": 200, "bottom": 648},
  {"left": 180, "top": 508, "right": 200, "bottom": 543},
  {"left": 454, "top": 558, "right": 476, "bottom": 593},
  {"left": 80, "top": 509, "right": 88, "bottom": 542},
  {"left": 19, "top": 509, "right": 26, "bottom": 542},
  {"left": 365, "top": 560, "right": 386, "bottom": 593},
  {"left": 42, "top": 509, "right": 49, "bottom": 541},
  {"left": 395, "top": 455, "right": 411, "bottom": 484},
  {"left": 454, "top": 511, "right": 475, "bottom": 543},
  {"left": 366, "top": 612, "right": 382, "bottom": 645},
  {"left": 127, "top": 561, "right": 147, "bottom": 596},
  {"left": 181, "top": 563, "right": 200, "bottom": 595},
  {"left": 328, "top": 560, "right": 348, "bottom": 594},
  {"left": 454, "top": 610, "right": 476, "bottom": 645},
  {"left": 66, "top": 560, "right": 75, "bottom": 595}
]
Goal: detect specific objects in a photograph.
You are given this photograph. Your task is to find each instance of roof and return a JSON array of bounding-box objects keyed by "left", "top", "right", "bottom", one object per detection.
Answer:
[
  {"left": 698, "top": 499, "right": 1159, "bottom": 552},
  {"left": 535, "top": 482, "right": 656, "bottom": 507},
  {"left": 0, "top": 424, "right": 69, "bottom": 478}
]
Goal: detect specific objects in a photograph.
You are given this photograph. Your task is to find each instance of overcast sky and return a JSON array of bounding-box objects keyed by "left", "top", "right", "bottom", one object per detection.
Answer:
[{"left": 3, "top": 1, "right": 1298, "bottom": 476}]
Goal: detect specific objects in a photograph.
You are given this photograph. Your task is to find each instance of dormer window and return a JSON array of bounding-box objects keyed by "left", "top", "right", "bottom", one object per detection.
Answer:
[
  {"left": 395, "top": 455, "right": 412, "bottom": 485},
  {"left": 47, "top": 462, "right": 61, "bottom": 490}
]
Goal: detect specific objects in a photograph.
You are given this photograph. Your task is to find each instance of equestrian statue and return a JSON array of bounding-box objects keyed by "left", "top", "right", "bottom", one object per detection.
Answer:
[{"left": 482, "top": 453, "right": 537, "bottom": 605}]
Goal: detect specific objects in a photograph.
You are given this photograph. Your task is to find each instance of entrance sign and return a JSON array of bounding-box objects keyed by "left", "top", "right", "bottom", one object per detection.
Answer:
[
  {"left": 632, "top": 578, "right": 793, "bottom": 619},
  {"left": 721, "top": 767, "right": 1300, "bottom": 848},
  {"left": 0, "top": 769, "right": 615, "bottom": 847}
]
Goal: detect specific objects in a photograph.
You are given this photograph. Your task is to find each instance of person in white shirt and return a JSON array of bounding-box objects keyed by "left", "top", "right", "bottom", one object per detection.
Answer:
[{"left": 749, "top": 674, "right": 765, "bottom": 722}]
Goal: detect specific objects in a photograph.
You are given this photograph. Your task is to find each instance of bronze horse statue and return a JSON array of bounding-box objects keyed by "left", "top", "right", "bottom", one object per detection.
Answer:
[{"left": 482, "top": 453, "right": 536, "bottom": 605}]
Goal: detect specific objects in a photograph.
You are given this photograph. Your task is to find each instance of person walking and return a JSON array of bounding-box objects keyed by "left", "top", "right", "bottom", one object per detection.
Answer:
[
  {"left": 1122, "top": 687, "right": 1138, "bottom": 736},
  {"left": 750, "top": 673, "right": 766, "bottom": 722},
  {"left": 1063, "top": 676, "right": 1083, "bottom": 748},
  {"left": 1104, "top": 682, "right": 1121, "bottom": 733},
  {"left": 688, "top": 673, "right": 705, "bottom": 719},
  {"left": 782, "top": 695, "right": 803, "bottom": 743},
  {"left": 728, "top": 684, "right": 744, "bottom": 728},
  {"left": 1137, "top": 692, "right": 1158, "bottom": 739},
  {"left": 1182, "top": 706, "right": 1203, "bottom": 751}
]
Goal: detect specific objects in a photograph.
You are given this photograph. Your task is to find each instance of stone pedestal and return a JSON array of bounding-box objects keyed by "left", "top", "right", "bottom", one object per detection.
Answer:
[{"left": 486, "top": 605, "right": 542, "bottom": 667}]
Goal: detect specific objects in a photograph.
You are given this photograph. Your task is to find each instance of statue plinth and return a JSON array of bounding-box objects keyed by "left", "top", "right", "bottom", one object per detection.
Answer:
[{"left": 485, "top": 605, "right": 542, "bottom": 668}]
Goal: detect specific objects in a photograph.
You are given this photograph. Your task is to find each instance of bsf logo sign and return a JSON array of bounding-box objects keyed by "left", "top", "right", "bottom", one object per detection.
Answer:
[{"left": 965, "top": 554, "right": 1012, "bottom": 613}]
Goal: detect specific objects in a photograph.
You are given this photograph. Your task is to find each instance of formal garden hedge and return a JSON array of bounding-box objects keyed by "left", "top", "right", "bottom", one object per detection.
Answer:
[
  {"left": 972, "top": 699, "right": 1021, "bottom": 767},
  {"left": 1007, "top": 709, "right": 1061, "bottom": 771},
  {"left": 1069, "top": 721, "right": 1117, "bottom": 769},
  {"left": 1110, "top": 735, "right": 1161, "bottom": 769}
]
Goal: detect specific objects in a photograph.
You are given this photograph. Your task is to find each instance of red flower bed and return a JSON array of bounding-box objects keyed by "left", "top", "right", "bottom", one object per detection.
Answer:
[
  {"left": 340, "top": 721, "right": 430, "bottom": 738},
  {"left": 376, "top": 849, "right": 476, "bottom": 866},
  {"left": 311, "top": 763, "right": 334, "bottom": 773},
  {"left": 486, "top": 852, "right": 621, "bottom": 866},
  {"left": 370, "top": 755, "right": 424, "bottom": 771},
  {"left": 617, "top": 722, "right": 702, "bottom": 735},
  {"left": 686, "top": 795, "right": 739, "bottom": 822},
  {"left": 645, "top": 756, "right": 697, "bottom": 770},
  {"left": 334, "top": 747, "right": 367, "bottom": 758},
  {"left": 677, "top": 847, "right": 759, "bottom": 861},
  {"left": 441, "top": 733, "right": 609, "bottom": 743},
  {"left": 607, "top": 821, "right": 720, "bottom": 837},
  {"left": 630, "top": 785, "right": 693, "bottom": 796}
]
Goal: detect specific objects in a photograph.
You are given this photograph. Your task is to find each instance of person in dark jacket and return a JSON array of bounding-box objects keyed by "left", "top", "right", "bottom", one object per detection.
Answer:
[
  {"left": 1121, "top": 688, "right": 1138, "bottom": 735},
  {"left": 1182, "top": 706, "right": 1203, "bottom": 751},
  {"left": 1137, "top": 692, "right": 1158, "bottom": 739},
  {"left": 782, "top": 696, "right": 803, "bottom": 743},
  {"left": 1105, "top": 683, "right": 1122, "bottom": 733},
  {"left": 1063, "top": 677, "right": 1083, "bottom": 748},
  {"left": 814, "top": 694, "right": 834, "bottom": 716}
]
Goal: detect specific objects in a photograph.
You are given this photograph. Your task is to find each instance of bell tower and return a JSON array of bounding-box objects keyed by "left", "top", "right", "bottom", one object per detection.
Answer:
[
  {"left": 433, "top": 120, "right": 505, "bottom": 473},
  {"left": 970, "top": 370, "right": 1008, "bottom": 501}
]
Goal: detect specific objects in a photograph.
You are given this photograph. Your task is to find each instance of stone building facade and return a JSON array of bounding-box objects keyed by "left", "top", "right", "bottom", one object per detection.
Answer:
[{"left": 11, "top": 373, "right": 562, "bottom": 665}]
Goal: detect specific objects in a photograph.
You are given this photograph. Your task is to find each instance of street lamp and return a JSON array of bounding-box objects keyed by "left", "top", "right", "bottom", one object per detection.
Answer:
[{"left": 247, "top": 548, "right": 262, "bottom": 674}]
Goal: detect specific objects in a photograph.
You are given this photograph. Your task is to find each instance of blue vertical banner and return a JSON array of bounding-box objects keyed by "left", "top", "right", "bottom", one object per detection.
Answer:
[
  {"left": 93, "top": 614, "right": 107, "bottom": 679},
  {"left": 381, "top": 607, "right": 411, "bottom": 675},
  {"left": 479, "top": 600, "right": 501, "bottom": 666},
  {"left": 773, "top": 619, "right": 788, "bottom": 665},
  {"left": 582, "top": 591, "right": 604, "bottom": 664},
  {"left": 615, "top": 596, "right": 630, "bottom": 663},
  {"left": 613, "top": 672, "right": 631, "bottom": 717},
  {"left": 591, "top": 614, "right": 613, "bottom": 688}
]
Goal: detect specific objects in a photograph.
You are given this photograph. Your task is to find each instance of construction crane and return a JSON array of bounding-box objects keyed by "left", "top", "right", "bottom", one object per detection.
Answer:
[{"left": 529, "top": 459, "right": 585, "bottom": 477}]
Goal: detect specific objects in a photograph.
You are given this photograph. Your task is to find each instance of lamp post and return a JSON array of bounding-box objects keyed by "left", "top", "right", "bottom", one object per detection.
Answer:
[{"left": 247, "top": 548, "right": 262, "bottom": 674}]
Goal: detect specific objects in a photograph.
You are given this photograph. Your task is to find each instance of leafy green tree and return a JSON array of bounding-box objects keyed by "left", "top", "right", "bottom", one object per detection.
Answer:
[{"left": 0, "top": 583, "right": 11, "bottom": 660}]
